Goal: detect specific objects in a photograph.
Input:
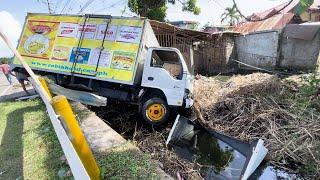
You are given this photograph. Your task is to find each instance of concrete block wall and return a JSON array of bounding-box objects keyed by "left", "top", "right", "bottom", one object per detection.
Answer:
[
  {"left": 235, "top": 30, "right": 280, "bottom": 69},
  {"left": 280, "top": 31, "right": 320, "bottom": 70},
  {"left": 235, "top": 27, "right": 320, "bottom": 71}
]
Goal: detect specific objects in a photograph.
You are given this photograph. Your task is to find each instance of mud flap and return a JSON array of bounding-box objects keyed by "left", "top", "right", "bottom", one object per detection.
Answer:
[{"left": 166, "top": 115, "right": 268, "bottom": 180}]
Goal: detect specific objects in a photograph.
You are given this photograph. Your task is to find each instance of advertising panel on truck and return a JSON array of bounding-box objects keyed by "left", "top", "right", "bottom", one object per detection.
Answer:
[{"left": 13, "top": 13, "right": 145, "bottom": 84}]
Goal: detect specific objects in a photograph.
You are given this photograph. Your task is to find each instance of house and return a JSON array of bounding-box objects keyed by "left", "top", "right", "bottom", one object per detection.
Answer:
[
  {"left": 235, "top": 22, "right": 320, "bottom": 71},
  {"left": 150, "top": 20, "right": 239, "bottom": 74},
  {"left": 234, "top": 0, "right": 320, "bottom": 34},
  {"left": 203, "top": 25, "right": 231, "bottom": 33},
  {"left": 301, "top": 0, "right": 320, "bottom": 21},
  {"left": 169, "top": 21, "right": 199, "bottom": 30}
]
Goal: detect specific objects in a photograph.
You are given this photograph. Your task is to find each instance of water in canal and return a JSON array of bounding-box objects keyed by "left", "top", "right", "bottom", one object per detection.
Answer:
[{"left": 172, "top": 130, "right": 299, "bottom": 180}]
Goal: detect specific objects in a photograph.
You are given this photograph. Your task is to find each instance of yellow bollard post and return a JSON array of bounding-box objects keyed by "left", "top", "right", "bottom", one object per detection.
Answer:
[
  {"left": 38, "top": 77, "right": 52, "bottom": 99},
  {"left": 52, "top": 95, "right": 100, "bottom": 180}
]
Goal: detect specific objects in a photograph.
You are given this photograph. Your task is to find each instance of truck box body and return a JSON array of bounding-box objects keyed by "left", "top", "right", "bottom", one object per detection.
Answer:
[
  {"left": 13, "top": 13, "right": 159, "bottom": 85},
  {"left": 13, "top": 13, "right": 193, "bottom": 125}
]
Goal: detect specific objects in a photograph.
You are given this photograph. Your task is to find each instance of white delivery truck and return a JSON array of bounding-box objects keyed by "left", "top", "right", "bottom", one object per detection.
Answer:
[{"left": 13, "top": 13, "right": 193, "bottom": 125}]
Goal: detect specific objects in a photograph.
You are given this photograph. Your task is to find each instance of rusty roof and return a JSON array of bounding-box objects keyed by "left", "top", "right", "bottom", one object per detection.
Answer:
[
  {"left": 234, "top": 0, "right": 320, "bottom": 34},
  {"left": 251, "top": 0, "right": 298, "bottom": 20},
  {"left": 283, "top": 22, "right": 320, "bottom": 40},
  {"left": 234, "top": 13, "right": 294, "bottom": 34}
]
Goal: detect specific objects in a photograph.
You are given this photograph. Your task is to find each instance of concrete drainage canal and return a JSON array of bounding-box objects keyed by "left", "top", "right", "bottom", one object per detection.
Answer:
[{"left": 90, "top": 102, "right": 300, "bottom": 180}]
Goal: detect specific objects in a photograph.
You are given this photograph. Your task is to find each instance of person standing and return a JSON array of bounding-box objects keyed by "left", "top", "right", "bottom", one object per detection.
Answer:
[
  {"left": 15, "top": 70, "right": 31, "bottom": 95},
  {"left": 0, "top": 60, "right": 14, "bottom": 85}
]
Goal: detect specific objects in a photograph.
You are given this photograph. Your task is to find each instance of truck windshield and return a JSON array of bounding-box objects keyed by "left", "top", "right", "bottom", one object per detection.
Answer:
[{"left": 151, "top": 50, "right": 183, "bottom": 80}]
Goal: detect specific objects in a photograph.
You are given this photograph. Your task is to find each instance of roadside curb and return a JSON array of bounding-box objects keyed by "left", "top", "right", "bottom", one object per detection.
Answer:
[
  {"left": 0, "top": 84, "right": 36, "bottom": 101},
  {"left": 74, "top": 103, "right": 173, "bottom": 180},
  {"left": 0, "top": 87, "right": 173, "bottom": 179}
]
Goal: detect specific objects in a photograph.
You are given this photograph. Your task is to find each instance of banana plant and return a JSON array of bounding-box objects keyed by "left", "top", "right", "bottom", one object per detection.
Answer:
[{"left": 295, "top": 0, "right": 314, "bottom": 15}]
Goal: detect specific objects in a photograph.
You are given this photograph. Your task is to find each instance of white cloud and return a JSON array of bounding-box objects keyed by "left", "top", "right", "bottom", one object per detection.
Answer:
[{"left": 0, "top": 11, "right": 22, "bottom": 57}]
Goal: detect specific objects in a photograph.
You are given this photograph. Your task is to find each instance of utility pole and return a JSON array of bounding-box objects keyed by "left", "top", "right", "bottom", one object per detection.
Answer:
[{"left": 46, "top": 0, "right": 52, "bottom": 14}]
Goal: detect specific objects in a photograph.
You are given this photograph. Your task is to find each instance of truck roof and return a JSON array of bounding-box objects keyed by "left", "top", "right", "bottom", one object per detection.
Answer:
[{"left": 26, "top": 13, "right": 146, "bottom": 21}]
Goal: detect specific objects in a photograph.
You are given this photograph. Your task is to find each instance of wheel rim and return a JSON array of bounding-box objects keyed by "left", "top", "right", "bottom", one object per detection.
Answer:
[{"left": 146, "top": 103, "right": 165, "bottom": 122}]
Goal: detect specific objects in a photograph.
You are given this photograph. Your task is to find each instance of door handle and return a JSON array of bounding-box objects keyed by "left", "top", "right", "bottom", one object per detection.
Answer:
[{"left": 148, "top": 77, "right": 154, "bottom": 81}]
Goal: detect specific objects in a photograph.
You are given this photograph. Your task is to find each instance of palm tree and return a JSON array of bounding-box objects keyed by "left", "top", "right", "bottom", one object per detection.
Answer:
[{"left": 220, "top": 5, "right": 240, "bottom": 26}]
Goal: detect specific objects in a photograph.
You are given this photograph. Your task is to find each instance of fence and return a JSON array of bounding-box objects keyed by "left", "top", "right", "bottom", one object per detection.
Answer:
[{"left": 155, "top": 33, "right": 236, "bottom": 75}]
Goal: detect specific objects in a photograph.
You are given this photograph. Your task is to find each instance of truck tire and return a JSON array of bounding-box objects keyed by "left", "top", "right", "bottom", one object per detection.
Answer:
[{"left": 142, "top": 97, "right": 170, "bottom": 125}]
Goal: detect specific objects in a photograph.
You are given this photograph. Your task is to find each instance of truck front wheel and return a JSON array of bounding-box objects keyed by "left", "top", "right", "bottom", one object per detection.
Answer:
[{"left": 142, "top": 97, "right": 170, "bottom": 125}]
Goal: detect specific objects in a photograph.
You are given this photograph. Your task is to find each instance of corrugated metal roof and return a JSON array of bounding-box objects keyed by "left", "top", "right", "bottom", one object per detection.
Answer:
[
  {"left": 253, "top": 0, "right": 298, "bottom": 19},
  {"left": 283, "top": 23, "right": 320, "bottom": 40},
  {"left": 234, "top": 0, "right": 320, "bottom": 34},
  {"left": 150, "top": 20, "right": 239, "bottom": 41},
  {"left": 234, "top": 13, "right": 294, "bottom": 34}
]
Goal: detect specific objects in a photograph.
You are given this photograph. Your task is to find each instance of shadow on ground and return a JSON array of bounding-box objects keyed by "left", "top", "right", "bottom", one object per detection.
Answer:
[
  {"left": 0, "top": 90, "right": 36, "bottom": 102},
  {"left": 0, "top": 101, "right": 66, "bottom": 179},
  {"left": 0, "top": 104, "right": 40, "bottom": 179}
]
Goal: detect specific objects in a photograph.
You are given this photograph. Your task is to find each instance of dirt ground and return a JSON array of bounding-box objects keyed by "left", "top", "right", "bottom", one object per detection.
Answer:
[{"left": 91, "top": 72, "right": 320, "bottom": 179}]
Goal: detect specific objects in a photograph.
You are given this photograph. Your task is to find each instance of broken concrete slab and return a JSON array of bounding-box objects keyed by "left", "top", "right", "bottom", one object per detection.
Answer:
[{"left": 74, "top": 103, "right": 173, "bottom": 180}]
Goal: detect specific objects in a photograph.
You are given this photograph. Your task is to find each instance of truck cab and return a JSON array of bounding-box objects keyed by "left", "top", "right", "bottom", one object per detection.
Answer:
[{"left": 139, "top": 47, "right": 193, "bottom": 125}]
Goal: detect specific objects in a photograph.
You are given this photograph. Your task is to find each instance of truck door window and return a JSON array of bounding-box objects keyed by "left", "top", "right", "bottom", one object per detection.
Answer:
[{"left": 151, "top": 50, "right": 183, "bottom": 80}]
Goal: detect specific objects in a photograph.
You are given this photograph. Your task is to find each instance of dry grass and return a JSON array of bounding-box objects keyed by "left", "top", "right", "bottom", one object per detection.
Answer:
[
  {"left": 92, "top": 72, "right": 320, "bottom": 179},
  {"left": 193, "top": 73, "right": 320, "bottom": 178},
  {"left": 134, "top": 130, "right": 203, "bottom": 180},
  {"left": 91, "top": 102, "right": 204, "bottom": 179}
]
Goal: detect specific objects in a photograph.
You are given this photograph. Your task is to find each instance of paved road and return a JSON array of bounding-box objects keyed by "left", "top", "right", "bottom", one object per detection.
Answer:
[
  {"left": 0, "top": 72, "right": 38, "bottom": 101},
  {"left": 0, "top": 72, "right": 17, "bottom": 97}
]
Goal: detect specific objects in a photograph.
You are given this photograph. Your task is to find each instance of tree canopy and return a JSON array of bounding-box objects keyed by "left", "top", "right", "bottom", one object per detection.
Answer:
[
  {"left": 295, "top": 0, "right": 314, "bottom": 15},
  {"left": 128, "top": 0, "right": 200, "bottom": 21},
  {"left": 221, "top": 5, "right": 240, "bottom": 26}
]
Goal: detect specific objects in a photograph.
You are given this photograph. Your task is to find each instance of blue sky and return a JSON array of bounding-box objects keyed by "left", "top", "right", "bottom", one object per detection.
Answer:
[
  {"left": 0, "top": 0, "right": 288, "bottom": 57},
  {"left": 1, "top": 0, "right": 46, "bottom": 24}
]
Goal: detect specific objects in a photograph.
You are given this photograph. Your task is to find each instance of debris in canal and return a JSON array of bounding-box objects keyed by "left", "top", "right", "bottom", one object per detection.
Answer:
[
  {"left": 193, "top": 73, "right": 320, "bottom": 178},
  {"left": 166, "top": 115, "right": 268, "bottom": 180},
  {"left": 91, "top": 72, "right": 320, "bottom": 179},
  {"left": 90, "top": 102, "right": 204, "bottom": 179}
]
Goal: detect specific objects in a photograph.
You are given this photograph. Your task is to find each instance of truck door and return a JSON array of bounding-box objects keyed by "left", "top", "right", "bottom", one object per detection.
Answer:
[{"left": 142, "top": 48, "right": 187, "bottom": 106}]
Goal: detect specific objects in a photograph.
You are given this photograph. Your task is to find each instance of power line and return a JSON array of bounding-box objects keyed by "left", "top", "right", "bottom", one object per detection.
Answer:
[
  {"left": 77, "top": 0, "right": 96, "bottom": 14},
  {"left": 60, "top": 0, "right": 71, "bottom": 14},
  {"left": 46, "top": 0, "right": 53, "bottom": 14},
  {"left": 53, "top": 0, "right": 62, "bottom": 13},
  {"left": 93, "top": 0, "right": 126, "bottom": 13},
  {"left": 122, "top": 11, "right": 137, "bottom": 17},
  {"left": 72, "top": 0, "right": 84, "bottom": 14},
  {"left": 120, "top": 4, "right": 127, "bottom": 16},
  {"left": 211, "top": 0, "right": 225, "bottom": 10}
]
